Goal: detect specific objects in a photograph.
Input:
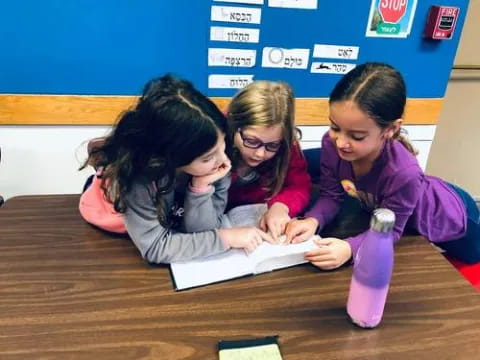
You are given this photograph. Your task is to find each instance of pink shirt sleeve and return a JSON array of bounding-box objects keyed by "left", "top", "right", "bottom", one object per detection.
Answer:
[{"left": 268, "top": 143, "right": 312, "bottom": 217}]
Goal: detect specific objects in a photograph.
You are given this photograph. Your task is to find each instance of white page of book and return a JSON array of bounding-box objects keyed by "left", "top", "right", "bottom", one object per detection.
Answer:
[
  {"left": 171, "top": 249, "right": 253, "bottom": 290},
  {"left": 249, "top": 237, "right": 318, "bottom": 273},
  {"left": 223, "top": 203, "right": 267, "bottom": 228},
  {"left": 171, "top": 236, "right": 320, "bottom": 290}
]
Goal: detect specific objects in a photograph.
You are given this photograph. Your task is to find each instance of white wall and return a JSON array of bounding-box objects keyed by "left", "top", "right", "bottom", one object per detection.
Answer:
[
  {"left": 0, "top": 125, "right": 435, "bottom": 201},
  {"left": 0, "top": 126, "right": 111, "bottom": 200}
]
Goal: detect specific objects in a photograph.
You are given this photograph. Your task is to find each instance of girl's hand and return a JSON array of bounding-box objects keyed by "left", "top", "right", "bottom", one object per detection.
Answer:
[
  {"left": 219, "top": 227, "right": 275, "bottom": 253},
  {"left": 304, "top": 237, "right": 352, "bottom": 270},
  {"left": 191, "top": 159, "right": 232, "bottom": 189},
  {"left": 259, "top": 202, "right": 291, "bottom": 242},
  {"left": 284, "top": 217, "right": 318, "bottom": 244}
]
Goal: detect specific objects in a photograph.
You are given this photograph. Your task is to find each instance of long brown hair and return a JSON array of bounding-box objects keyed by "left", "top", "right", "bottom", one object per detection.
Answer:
[
  {"left": 330, "top": 62, "right": 417, "bottom": 155},
  {"left": 81, "top": 75, "right": 229, "bottom": 225},
  {"left": 227, "top": 81, "right": 299, "bottom": 197}
]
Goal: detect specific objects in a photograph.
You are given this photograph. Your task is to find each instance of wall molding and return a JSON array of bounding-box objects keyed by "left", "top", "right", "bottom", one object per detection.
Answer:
[{"left": 0, "top": 95, "right": 443, "bottom": 126}]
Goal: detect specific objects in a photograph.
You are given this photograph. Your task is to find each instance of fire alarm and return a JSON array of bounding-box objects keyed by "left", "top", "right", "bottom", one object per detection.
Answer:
[{"left": 424, "top": 5, "right": 460, "bottom": 40}]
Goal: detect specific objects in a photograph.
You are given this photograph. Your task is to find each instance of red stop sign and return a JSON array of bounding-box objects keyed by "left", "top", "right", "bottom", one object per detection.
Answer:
[{"left": 378, "top": 0, "right": 408, "bottom": 24}]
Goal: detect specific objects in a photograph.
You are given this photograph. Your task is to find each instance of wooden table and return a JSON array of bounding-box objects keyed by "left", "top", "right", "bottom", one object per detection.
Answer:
[{"left": 0, "top": 195, "right": 479, "bottom": 360}]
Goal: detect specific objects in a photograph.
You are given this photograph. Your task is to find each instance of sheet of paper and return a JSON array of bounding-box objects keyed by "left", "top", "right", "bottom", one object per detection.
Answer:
[
  {"left": 211, "top": 5, "right": 262, "bottom": 24},
  {"left": 310, "top": 62, "right": 356, "bottom": 74},
  {"left": 208, "top": 75, "right": 254, "bottom": 89},
  {"left": 214, "top": 0, "right": 264, "bottom": 5},
  {"left": 261, "top": 47, "right": 310, "bottom": 69},
  {"left": 210, "top": 26, "right": 260, "bottom": 43},
  {"left": 208, "top": 48, "right": 257, "bottom": 67},
  {"left": 171, "top": 249, "right": 253, "bottom": 290},
  {"left": 313, "top": 44, "right": 359, "bottom": 60},
  {"left": 268, "top": 0, "right": 317, "bottom": 9}
]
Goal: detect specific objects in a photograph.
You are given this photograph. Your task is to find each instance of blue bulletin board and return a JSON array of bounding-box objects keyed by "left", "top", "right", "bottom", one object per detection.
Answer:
[{"left": 0, "top": 0, "right": 469, "bottom": 98}]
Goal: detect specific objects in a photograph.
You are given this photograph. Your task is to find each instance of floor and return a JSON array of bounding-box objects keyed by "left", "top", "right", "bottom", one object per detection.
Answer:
[
  {"left": 445, "top": 198, "right": 480, "bottom": 291},
  {"left": 446, "top": 256, "right": 480, "bottom": 291}
]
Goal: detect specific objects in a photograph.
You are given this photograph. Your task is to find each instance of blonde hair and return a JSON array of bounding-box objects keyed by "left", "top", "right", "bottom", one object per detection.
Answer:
[{"left": 227, "top": 81, "right": 298, "bottom": 197}]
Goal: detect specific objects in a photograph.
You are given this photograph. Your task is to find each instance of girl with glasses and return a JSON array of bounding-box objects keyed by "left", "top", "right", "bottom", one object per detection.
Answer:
[{"left": 226, "top": 81, "right": 312, "bottom": 241}]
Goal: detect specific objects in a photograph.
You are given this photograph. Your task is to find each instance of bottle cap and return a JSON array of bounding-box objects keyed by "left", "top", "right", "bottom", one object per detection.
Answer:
[{"left": 370, "top": 208, "right": 395, "bottom": 232}]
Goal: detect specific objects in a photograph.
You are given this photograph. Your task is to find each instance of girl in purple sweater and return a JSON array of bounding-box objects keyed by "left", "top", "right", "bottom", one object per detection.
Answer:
[{"left": 285, "top": 62, "right": 480, "bottom": 269}]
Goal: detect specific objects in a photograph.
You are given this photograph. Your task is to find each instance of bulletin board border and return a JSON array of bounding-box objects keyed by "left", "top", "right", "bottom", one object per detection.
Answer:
[{"left": 0, "top": 95, "right": 442, "bottom": 126}]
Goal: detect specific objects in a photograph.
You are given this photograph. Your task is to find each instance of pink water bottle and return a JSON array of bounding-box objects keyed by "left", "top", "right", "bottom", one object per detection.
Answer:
[{"left": 347, "top": 208, "right": 395, "bottom": 328}]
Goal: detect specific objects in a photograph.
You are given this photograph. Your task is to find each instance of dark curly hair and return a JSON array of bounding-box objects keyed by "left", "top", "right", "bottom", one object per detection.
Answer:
[{"left": 81, "top": 74, "right": 230, "bottom": 225}]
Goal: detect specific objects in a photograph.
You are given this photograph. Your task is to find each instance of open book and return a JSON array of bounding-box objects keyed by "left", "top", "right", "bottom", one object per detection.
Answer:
[
  {"left": 170, "top": 204, "right": 319, "bottom": 290},
  {"left": 220, "top": 203, "right": 270, "bottom": 228}
]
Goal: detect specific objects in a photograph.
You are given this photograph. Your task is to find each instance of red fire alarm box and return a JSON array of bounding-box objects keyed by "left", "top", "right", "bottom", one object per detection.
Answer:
[{"left": 424, "top": 5, "right": 460, "bottom": 40}]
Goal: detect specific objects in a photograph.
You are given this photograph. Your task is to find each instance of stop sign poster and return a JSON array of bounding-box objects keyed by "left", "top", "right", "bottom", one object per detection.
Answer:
[{"left": 365, "top": 0, "right": 418, "bottom": 38}]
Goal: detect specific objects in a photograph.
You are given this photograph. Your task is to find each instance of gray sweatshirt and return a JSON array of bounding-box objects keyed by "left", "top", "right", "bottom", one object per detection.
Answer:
[{"left": 123, "top": 173, "right": 231, "bottom": 264}]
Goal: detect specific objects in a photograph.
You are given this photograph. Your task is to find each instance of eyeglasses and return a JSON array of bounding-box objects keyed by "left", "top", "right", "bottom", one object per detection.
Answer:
[{"left": 238, "top": 129, "right": 282, "bottom": 153}]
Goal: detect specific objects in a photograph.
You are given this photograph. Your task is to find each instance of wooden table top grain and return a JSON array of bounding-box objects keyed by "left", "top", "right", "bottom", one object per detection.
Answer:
[{"left": 0, "top": 195, "right": 479, "bottom": 360}]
